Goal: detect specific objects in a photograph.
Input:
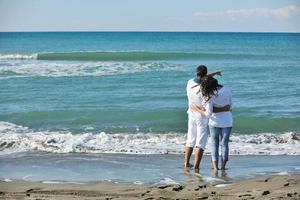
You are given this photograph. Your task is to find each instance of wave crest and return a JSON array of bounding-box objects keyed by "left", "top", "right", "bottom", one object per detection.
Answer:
[
  {"left": 0, "top": 54, "right": 37, "bottom": 60},
  {"left": 0, "top": 51, "right": 261, "bottom": 61}
]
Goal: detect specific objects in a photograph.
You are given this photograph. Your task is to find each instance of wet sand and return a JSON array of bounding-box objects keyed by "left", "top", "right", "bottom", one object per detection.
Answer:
[{"left": 0, "top": 174, "right": 299, "bottom": 200}]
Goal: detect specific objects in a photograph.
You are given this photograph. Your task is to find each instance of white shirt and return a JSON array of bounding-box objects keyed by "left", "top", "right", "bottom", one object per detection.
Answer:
[
  {"left": 209, "top": 85, "right": 233, "bottom": 128},
  {"left": 186, "top": 78, "right": 212, "bottom": 123}
]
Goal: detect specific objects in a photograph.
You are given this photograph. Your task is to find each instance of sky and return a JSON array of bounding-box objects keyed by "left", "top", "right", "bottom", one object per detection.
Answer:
[{"left": 0, "top": 0, "right": 299, "bottom": 32}]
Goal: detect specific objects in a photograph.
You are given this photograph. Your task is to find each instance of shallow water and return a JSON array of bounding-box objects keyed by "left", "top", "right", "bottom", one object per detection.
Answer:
[{"left": 0, "top": 153, "right": 299, "bottom": 184}]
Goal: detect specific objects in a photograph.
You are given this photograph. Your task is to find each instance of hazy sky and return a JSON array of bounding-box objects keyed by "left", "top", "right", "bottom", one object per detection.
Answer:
[{"left": 0, "top": 0, "right": 299, "bottom": 32}]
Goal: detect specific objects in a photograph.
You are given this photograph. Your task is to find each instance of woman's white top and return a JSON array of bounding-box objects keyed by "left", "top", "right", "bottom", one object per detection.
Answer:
[{"left": 209, "top": 85, "right": 233, "bottom": 128}]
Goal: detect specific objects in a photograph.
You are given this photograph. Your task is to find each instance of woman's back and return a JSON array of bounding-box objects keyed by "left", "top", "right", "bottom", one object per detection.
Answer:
[{"left": 209, "top": 86, "right": 233, "bottom": 128}]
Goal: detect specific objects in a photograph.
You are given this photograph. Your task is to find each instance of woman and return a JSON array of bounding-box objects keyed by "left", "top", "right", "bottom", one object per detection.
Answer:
[
  {"left": 188, "top": 75, "right": 220, "bottom": 173},
  {"left": 205, "top": 77, "right": 233, "bottom": 171},
  {"left": 192, "top": 77, "right": 232, "bottom": 172}
]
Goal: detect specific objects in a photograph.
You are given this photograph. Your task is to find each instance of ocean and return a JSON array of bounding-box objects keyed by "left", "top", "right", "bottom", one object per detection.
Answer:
[{"left": 0, "top": 32, "right": 299, "bottom": 156}]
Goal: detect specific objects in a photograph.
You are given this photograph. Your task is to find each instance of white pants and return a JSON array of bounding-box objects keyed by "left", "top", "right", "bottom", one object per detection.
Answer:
[{"left": 186, "top": 117, "right": 208, "bottom": 150}]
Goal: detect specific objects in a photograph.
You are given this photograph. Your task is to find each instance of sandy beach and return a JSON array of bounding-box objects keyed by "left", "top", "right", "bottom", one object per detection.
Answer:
[{"left": 0, "top": 175, "right": 299, "bottom": 200}]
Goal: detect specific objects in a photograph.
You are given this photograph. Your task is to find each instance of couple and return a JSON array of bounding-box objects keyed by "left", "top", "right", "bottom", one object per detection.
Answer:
[{"left": 185, "top": 65, "right": 233, "bottom": 173}]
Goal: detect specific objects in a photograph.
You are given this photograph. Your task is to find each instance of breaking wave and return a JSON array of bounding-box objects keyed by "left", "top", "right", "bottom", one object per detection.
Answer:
[
  {"left": 0, "top": 54, "right": 38, "bottom": 60},
  {"left": 0, "top": 60, "right": 180, "bottom": 78},
  {"left": 0, "top": 121, "right": 299, "bottom": 155}
]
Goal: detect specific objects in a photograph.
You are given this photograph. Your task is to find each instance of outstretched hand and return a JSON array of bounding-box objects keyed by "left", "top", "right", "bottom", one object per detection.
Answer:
[
  {"left": 207, "top": 70, "right": 222, "bottom": 78},
  {"left": 214, "top": 70, "right": 222, "bottom": 76}
]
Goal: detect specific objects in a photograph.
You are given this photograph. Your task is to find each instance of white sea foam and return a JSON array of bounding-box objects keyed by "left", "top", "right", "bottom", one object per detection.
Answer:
[
  {"left": 158, "top": 177, "right": 178, "bottom": 185},
  {"left": 229, "top": 132, "right": 300, "bottom": 155},
  {"left": 275, "top": 171, "right": 289, "bottom": 176},
  {"left": 42, "top": 181, "right": 84, "bottom": 184},
  {"left": 214, "top": 183, "right": 232, "bottom": 188},
  {"left": 133, "top": 181, "right": 144, "bottom": 185},
  {"left": 42, "top": 181, "right": 64, "bottom": 184},
  {"left": 22, "top": 174, "right": 33, "bottom": 180},
  {"left": 0, "top": 121, "right": 299, "bottom": 155},
  {"left": 0, "top": 54, "right": 37, "bottom": 60},
  {"left": 0, "top": 60, "right": 180, "bottom": 79},
  {"left": 203, "top": 176, "right": 226, "bottom": 183}
]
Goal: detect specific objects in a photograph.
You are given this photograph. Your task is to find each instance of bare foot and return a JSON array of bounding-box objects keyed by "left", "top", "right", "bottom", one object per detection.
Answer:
[
  {"left": 213, "top": 169, "right": 218, "bottom": 177},
  {"left": 221, "top": 170, "right": 227, "bottom": 177},
  {"left": 184, "top": 163, "right": 194, "bottom": 168}
]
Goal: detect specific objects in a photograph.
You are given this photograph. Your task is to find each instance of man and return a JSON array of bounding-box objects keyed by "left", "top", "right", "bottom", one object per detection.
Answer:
[{"left": 185, "top": 65, "right": 229, "bottom": 173}]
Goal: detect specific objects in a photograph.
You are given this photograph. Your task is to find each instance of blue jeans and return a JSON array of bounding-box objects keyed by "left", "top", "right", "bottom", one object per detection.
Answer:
[{"left": 209, "top": 126, "right": 232, "bottom": 162}]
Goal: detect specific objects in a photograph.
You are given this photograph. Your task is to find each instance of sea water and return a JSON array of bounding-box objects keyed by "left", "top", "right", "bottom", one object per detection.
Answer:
[
  {"left": 0, "top": 153, "right": 299, "bottom": 184},
  {"left": 1, "top": 32, "right": 299, "bottom": 155},
  {"left": 0, "top": 32, "right": 300, "bottom": 183}
]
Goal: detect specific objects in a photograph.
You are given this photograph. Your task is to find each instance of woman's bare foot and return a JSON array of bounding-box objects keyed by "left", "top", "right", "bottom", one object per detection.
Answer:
[
  {"left": 221, "top": 170, "right": 227, "bottom": 177},
  {"left": 221, "top": 160, "right": 227, "bottom": 170}
]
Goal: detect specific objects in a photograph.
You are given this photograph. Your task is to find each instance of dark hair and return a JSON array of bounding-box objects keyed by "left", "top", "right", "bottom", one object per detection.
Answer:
[
  {"left": 201, "top": 77, "right": 220, "bottom": 101},
  {"left": 196, "top": 65, "right": 207, "bottom": 78}
]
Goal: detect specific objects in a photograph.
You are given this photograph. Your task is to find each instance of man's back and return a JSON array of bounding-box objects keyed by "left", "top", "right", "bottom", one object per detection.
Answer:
[{"left": 186, "top": 78, "right": 204, "bottom": 117}]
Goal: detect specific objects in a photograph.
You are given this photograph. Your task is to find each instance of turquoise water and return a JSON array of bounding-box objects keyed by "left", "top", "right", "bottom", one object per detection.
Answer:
[{"left": 0, "top": 32, "right": 300, "bottom": 155}]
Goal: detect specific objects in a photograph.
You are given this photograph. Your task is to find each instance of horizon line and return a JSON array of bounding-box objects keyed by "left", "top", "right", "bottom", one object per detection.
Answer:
[{"left": 0, "top": 30, "right": 300, "bottom": 34}]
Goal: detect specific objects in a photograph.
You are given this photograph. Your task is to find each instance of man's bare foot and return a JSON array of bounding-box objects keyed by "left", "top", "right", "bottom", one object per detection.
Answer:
[
  {"left": 184, "top": 163, "right": 194, "bottom": 168},
  {"left": 213, "top": 168, "right": 218, "bottom": 177},
  {"left": 194, "top": 168, "right": 199, "bottom": 174}
]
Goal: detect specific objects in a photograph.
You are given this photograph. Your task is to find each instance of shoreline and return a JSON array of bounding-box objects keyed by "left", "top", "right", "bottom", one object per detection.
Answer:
[
  {"left": 1, "top": 153, "right": 299, "bottom": 199},
  {"left": 1, "top": 154, "right": 300, "bottom": 185},
  {"left": 1, "top": 175, "right": 299, "bottom": 200}
]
